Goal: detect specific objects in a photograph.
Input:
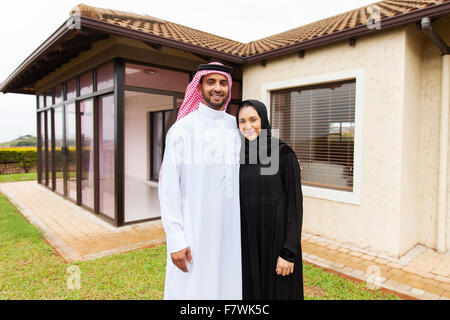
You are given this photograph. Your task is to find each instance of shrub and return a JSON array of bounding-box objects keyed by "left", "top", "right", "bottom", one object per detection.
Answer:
[{"left": 0, "top": 148, "right": 37, "bottom": 173}]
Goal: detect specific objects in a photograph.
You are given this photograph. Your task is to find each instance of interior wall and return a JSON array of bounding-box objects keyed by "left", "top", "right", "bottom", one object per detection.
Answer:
[{"left": 124, "top": 91, "right": 173, "bottom": 222}]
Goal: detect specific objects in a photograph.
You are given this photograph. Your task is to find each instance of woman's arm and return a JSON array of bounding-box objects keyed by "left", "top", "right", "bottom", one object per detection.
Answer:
[{"left": 280, "top": 148, "right": 303, "bottom": 263}]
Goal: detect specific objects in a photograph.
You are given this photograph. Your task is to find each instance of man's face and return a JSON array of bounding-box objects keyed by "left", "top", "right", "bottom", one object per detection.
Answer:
[{"left": 198, "top": 73, "right": 229, "bottom": 110}]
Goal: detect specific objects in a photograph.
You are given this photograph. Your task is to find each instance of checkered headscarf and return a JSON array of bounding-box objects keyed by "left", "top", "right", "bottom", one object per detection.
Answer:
[{"left": 177, "top": 62, "right": 233, "bottom": 121}]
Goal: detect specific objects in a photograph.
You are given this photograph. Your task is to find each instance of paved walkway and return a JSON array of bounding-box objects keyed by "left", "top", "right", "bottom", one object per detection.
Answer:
[
  {"left": 1, "top": 181, "right": 449, "bottom": 300},
  {"left": 0, "top": 181, "right": 166, "bottom": 263},
  {"left": 301, "top": 234, "right": 450, "bottom": 300}
]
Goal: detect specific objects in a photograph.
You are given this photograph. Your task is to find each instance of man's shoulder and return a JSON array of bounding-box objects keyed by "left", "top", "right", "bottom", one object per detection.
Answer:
[
  {"left": 166, "top": 113, "right": 198, "bottom": 140},
  {"left": 170, "top": 112, "right": 197, "bottom": 130},
  {"left": 224, "top": 112, "right": 237, "bottom": 126}
]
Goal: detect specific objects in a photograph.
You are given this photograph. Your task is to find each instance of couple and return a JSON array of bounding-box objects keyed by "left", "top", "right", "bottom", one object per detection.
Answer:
[{"left": 158, "top": 62, "right": 303, "bottom": 300}]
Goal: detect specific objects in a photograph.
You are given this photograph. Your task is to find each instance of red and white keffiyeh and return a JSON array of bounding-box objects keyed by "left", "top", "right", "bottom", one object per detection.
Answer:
[{"left": 177, "top": 62, "right": 233, "bottom": 121}]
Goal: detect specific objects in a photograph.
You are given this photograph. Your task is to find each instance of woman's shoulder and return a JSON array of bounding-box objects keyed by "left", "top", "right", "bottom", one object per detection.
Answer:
[
  {"left": 278, "top": 141, "right": 295, "bottom": 157},
  {"left": 278, "top": 142, "right": 300, "bottom": 167}
]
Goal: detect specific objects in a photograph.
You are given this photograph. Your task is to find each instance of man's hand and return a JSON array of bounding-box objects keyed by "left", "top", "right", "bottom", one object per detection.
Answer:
[
  {"left": 276, "top": 256, "right": 294, "bottom": 276},
  {"left": 171, "top": 247, "right": 193, "bottom": 273}
]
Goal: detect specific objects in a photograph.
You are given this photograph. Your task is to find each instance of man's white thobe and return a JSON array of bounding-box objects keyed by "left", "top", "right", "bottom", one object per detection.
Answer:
[{"left": 158, "top": 103, "right": 242, "bottom": 300}]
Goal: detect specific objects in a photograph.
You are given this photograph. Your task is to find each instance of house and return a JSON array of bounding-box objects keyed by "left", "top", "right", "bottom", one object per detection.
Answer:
[{"left": 1, "top": 1, "right": 449, "bottom": 259}]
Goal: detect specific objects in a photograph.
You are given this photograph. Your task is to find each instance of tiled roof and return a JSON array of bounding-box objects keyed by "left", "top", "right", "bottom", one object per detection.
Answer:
[
  {"left": 1, "top": 0, "right": 449, "bottom": 94},
  {"left": 72, "top": 0, "right": 450, "bottom": 58}
]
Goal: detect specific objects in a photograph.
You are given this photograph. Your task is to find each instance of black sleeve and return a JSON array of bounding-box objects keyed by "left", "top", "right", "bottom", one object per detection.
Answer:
[{"left": 279, "top": 149, "right": 303, "bottom": 262}]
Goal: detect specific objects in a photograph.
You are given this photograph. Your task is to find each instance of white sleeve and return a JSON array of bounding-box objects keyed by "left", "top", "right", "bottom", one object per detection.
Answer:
[{"left": 158, "top": 127, "right": 189, "bottom": 254}]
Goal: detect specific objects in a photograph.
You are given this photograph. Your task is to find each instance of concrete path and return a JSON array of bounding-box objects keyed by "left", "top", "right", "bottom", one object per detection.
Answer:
[{"left": 1, "top": 180, "right": 449, "bottom": 300}]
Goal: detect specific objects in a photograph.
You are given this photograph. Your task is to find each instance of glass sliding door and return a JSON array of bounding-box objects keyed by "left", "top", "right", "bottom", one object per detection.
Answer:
[
  {"left": 66, "top": 103, "right": 77, "bottom": 201},
  {"left": 124, "top": 91, "right": 175, "bottom": 223},
  {"left": 54, "top": 107, "right": 64, "bottom": 195},
  {"left": 40, "top": 111, "right": 47, "bottom": 185},
  {"left": 99, "top": 95, "right": 115, "bottom": 219},
  {"left": 47, "top": 109, "right": 53, "bottom": 188},
  {"left": 80, "top": 99, "right": 95, "bottom": 209}
]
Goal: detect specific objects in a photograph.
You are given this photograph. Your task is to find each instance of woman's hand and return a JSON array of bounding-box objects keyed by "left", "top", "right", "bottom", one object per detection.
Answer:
[{"left": 276, "top": 257, "right": 294, "bottom": 276}]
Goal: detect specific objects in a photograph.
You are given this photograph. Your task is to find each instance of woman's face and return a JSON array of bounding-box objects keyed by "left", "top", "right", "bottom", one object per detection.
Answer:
[{"left": 238, "top": 106, "right": 261, "bottom": 141}]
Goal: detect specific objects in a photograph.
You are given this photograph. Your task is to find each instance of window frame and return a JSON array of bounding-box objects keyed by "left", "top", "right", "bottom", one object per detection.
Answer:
[{"left": 261, "top": 69, "right": 364, "bottom": 205}]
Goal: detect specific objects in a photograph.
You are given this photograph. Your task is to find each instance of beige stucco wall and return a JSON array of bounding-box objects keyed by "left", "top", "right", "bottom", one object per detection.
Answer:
[
  {"left": 416, "top": 15, "right": 450, "bottom": 251},
  {"left": 399, "top": 24, "right": 426, "bottom": 255},
  {"left": 243, "top": 27, "right": 411, "bottom": 257}
]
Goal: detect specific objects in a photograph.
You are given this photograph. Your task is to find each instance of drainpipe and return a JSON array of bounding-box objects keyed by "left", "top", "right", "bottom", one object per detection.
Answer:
[{"left": 421, "top": 17, "right": 450, "bottom": 253}]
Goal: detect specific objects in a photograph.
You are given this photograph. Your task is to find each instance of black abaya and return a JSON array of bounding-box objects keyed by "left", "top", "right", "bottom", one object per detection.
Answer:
[
  {"left": 236, "top": 99, "right": 304, "bottom": 300},
  {"left": 240, "top": 143, "right": 304, "bottom": 300}
]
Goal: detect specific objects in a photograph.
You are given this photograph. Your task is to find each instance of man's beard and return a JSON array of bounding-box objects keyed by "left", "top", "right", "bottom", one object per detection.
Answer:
[{"left": 202, "top": 92, "right": 227, "bottom": 109}]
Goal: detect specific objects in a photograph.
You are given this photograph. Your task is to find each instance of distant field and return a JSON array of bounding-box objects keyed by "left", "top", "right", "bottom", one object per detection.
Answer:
[{"left": 0, "top": 135, "right": 37, "bottom": 147}]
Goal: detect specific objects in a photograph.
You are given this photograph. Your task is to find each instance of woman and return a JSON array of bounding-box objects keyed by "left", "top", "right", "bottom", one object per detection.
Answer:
[{"left": 236, "top": 99, "right": 304, "bottom": 300}]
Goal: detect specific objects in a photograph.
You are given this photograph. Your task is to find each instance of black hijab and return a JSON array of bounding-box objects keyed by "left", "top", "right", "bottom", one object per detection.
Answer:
[{"left": 235, "top": 100, "right": 287, "bottom": 165}]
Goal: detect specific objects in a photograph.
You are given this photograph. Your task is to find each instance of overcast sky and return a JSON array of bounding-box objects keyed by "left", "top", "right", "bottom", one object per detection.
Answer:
[{"left": 0, "top": 0, "right": 376, "bottom": 143}]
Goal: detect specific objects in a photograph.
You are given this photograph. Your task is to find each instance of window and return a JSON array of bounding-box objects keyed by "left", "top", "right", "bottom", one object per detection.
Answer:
[
  {"left": 125, "top": 63, "right": 189, "bottom": 92},
  {"left": 45, "top": 92, "right": 53, "bottom": 107},
  {"left": 226, "top": 103, "right": 239, "bottom": 116},
  {"left": 80, "top": 99, "right": 95, "bottom": 209},
  {"left": 99, "top": 94, "right": 115, "bottom": 218},
  {"left": 47, "top": 109, "right": 53, "bottom": 188},
  {"left": 54, "top": 107, "right": 64, "bottom": 195},
  {"left": 97, "top": 63, "right": 114, "bottom": 91},
  {"left": 271, "top": 80, "right": 356, "bottom": 192},
  {"left": 80, "top": 71, "right": 93, "bottom": 96},
  {"left": 55, "top": 86, "right": 63, "bottom": 104},
  {"left": 66, "top": 79, "right": 77, "bottom": 100},
  {"left": 39, "top": 112, "right": 47, "bottom": 184},
  {"left": 66, "top": 103, "right": 77, "bottom": 201},
  {"left": 231, "top": 81, "right": 241, "bottom": 100},
  {"left": 150, "top": 109, "right": 174, "bottom": 181},
  {"left": 38, "top": 95, "right": 45, "bottom": 109}
]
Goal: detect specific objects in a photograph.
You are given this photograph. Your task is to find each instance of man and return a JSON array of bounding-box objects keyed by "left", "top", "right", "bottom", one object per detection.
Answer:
[{"left": 158, "top": 62, "right": 242, "bottom": 300}]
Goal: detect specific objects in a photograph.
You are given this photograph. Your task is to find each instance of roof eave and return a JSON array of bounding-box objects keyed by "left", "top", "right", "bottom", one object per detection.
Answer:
[
  {"left": 245, "top": 1, "right": 450, "bottom": 63},
  {"left": 0, "top": 17, "right": 75, "bottom": 93},
  {"left": 0, "top": 16, "right": 246, "bottom": 94}
]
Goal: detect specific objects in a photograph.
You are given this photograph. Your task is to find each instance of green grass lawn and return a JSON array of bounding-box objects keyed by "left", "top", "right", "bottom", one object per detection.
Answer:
[
  {"left": 0, "top": 192, "right": 401, "bottom": 300},
  {"left": 0, "top": 172, "right": 37, "bottom": 183}
]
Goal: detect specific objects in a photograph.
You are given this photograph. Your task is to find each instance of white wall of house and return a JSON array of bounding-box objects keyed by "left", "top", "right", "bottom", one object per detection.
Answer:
[{"left": 416, "top": 15, "right": 450, "bottom": 252}]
